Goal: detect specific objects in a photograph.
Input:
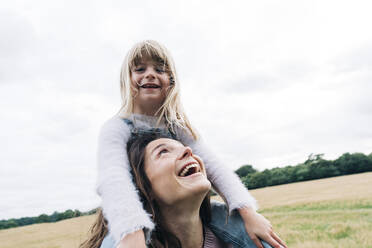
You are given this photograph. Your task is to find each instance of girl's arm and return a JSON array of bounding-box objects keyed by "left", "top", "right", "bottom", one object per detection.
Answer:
[{"left": 97, "top": 117, "right": 154, "bottom": 246}]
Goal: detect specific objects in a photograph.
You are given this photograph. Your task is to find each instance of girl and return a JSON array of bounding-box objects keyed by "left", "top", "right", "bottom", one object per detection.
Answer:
[{"left": 96, "top": 40, "right": 286, "bottom": 248}]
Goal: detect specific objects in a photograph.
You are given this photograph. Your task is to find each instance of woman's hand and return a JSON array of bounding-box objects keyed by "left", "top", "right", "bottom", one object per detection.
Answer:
[
  {"left": 116, "top": 229, "right": 146, "bottom": 248},
  {"left": 239, "top": 207, "right": 287, "bottom": 248}
]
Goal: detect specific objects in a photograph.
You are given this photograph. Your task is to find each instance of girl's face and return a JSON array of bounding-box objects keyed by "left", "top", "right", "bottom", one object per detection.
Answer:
[
  {"left": 144, "top": 138, "right": 211, "bottom": 206},
  {"left": 131, "top": 59, "right": 171, "bottom": 108}
]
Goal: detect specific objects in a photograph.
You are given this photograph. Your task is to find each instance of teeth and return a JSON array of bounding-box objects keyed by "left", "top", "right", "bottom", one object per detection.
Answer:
[
  {"left": 179, "top": 163, "right": 198, "bottom": 177},
  {"left": 142, "top": 84, "right": 159, "bottom": 88}
]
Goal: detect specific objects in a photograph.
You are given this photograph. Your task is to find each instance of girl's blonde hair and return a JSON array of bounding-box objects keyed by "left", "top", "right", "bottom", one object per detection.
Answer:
[{"left": 118, "top": 40, "right": 198, "bottom": 140}]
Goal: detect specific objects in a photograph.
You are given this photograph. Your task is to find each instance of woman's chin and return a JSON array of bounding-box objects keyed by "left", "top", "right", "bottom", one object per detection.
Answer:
[{"left": 177, "top": 174, "right": 212, "bottom": 195}]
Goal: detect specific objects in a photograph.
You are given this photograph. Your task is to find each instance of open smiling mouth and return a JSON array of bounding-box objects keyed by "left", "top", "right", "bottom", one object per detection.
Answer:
[
  {"left": 140, "top": 83, "right": 161, "bottom": 89},
  {"left": 178, "top": 163, "right": 200, "bottom": 177}
]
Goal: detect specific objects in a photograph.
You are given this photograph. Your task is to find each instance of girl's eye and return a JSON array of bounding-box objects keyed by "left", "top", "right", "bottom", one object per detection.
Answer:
[
  {"left": 135, "top": 68, "right": 145, "bottom": 72},
  {"left": 156, "top": 68, "right": 165, "bottom": 73}
]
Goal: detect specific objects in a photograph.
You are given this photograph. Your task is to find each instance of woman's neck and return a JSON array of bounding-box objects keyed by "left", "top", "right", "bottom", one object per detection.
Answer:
[{"left": 160, "top": 196, "right": 206, "bottom": 248}]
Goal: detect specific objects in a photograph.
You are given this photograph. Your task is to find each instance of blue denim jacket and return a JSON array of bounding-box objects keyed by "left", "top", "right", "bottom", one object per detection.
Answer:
[
  {"left": 209, "top": 201, "right": 272, "bottom": 248},
  {"left": 100, "top": 201, "right": 272, "bottom": 248}
]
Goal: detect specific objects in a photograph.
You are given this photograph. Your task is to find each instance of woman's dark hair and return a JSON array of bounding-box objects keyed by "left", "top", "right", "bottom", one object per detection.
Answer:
[{"left": 80, "top": 131, "right": 211, "bottom": 248}]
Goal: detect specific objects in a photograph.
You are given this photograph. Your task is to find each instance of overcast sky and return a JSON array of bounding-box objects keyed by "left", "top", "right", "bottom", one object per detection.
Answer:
[{"left": 1, "top": 0, "right": 371, "bottom": 219}]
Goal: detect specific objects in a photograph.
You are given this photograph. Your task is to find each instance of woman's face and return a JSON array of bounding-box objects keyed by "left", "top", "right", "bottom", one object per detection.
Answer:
[
  {"left": 144, "top": 138, "right": 211, "bottom": 206},
  {"left": 131, "top": 59, "right": 171, "bottom": 106}
]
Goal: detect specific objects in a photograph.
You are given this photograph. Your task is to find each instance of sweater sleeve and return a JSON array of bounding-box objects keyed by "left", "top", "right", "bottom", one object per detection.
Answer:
[
  {"left": 96, "top": 117, "right": 154, "bottom": 245},
  {"left": 177, "top": 128, "right": 258, "bottom": 212}
]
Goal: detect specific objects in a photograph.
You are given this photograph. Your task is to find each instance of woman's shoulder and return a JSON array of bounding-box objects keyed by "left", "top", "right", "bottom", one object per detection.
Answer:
[
  {"left": 210, "top": 200, "right": 244, "bottom": 224},
  {"left": 210, "top": 200, "right": 228, "bottom": 212},
  {"left": 209, "top": 201, "right": 272, "bottom": 248},
  {"left": 209, "top": 201, "right": 248, "bottom": 243}
]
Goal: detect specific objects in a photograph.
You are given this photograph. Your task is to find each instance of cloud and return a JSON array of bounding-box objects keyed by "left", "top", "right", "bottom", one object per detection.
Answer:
[
  {"left": 332, "top": 44, "right": 372, "bottom": 74},
  {"left": 222, "top": 59, "right": 317, "bottom": 93},
  {"left": 1, "top": 0, "right": 372, "bottom": 219},
  {"left": 0, "top": 10, "right": 40, "bottom": 84}
]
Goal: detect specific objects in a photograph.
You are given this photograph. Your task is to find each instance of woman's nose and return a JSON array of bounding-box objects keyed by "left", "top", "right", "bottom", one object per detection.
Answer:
[{"left": 178, "top": 146, "right": 192, "bottom": 160}]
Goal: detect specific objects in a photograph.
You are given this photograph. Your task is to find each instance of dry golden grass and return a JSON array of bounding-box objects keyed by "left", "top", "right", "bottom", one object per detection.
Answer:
[
  {"left": 250, "top": 172, "right": 372, "bottom": 209},
  {"left": 1, "top": 172, "right": 372, "bottom": 248},
  {"left": 0, "top": 215, "right": 96, "bottom": 248}
]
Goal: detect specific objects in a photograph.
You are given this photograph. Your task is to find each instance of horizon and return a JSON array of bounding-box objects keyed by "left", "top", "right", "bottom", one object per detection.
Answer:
[{"left": 1, "top": 151, "right": 371, "bottom": 221}]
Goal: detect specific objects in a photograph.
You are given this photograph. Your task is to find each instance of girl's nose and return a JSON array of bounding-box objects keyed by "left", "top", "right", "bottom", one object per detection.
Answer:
[
  {"left": 178, "top": 146, "right": 192, "bottom": 160},
  {"left": 145, "top": 68, "right": 155, "bottom": 80}
]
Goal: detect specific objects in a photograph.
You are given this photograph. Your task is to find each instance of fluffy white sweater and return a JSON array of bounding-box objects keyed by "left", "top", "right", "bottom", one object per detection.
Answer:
[{"left": 96, "top": 114, "right": 257, "bottom": 244}]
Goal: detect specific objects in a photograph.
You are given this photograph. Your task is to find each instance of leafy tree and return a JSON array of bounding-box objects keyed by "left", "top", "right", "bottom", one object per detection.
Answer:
[
  {"left": 334, "top": 153, "right": 372, "bottom": 174},
  {"left": 36, "top": 214, "right": 50, "bottom": 223},
  {"left": 1, "top": 220, "right": 18, "bottom": 229},
  {"left": 294, "top": 164, "right": 311, "bottom": 182},
  {"left": 16, "top": 217, "right": 34, "bottom": 226},
  {"left": 60, "top": 209, "right": 75, "bottom": 220},
  {"left": 50, "top": 211, "right": 60, "bottom": 222},
  {"left": 269, "top": 167, "right": 290, "bottom": 186},
  {"left": 74, "top": 209, "right": 82, "bottom": 217},
  {"left": 0, "top": 207, "right": 101, "bottom": 230},
  {"left": 243, "top": 170, "right": 270, "bottom": 189},
  {"left": 235, "top": 164, "right": 257, "bottom": 178},
  {"left": 304, "top": 153, "right": 324, "bottom": 165}
]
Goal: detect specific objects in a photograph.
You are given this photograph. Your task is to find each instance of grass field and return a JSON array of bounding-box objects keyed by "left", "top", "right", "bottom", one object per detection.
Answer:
[{"left": 1, "top": 172, "right": 372, "bottom": 248}]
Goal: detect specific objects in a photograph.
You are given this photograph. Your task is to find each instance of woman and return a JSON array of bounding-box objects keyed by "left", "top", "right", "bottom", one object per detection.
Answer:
[{"left": 82, "top": 131, "right": 275, "bottom": 247}]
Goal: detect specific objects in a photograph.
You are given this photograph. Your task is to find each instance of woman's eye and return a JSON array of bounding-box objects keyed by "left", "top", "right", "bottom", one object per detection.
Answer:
[{"left": 159, "top": 149, "right": 168, "bottom": 155}]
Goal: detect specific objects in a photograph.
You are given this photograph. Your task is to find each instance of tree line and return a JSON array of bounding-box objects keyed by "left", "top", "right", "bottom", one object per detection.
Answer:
[
  {"left": 0, "top": 208, "right": 97, "bottom": 230},
  {"left": 235, "top": 152, "right": 372, "bottom": 189},
  {"left": 2, "top": 152, "right": 371, "bottom": 230}
]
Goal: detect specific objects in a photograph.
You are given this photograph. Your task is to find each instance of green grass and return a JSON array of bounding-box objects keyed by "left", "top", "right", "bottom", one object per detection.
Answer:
[
  {"left": 260, "top": 199, "right": 372, "bottom": 212},
  {"left": 261, "top": 200, "right": 372, "bottom": 248}
]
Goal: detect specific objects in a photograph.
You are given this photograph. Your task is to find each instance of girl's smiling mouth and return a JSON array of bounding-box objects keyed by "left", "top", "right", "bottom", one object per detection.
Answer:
[{"left": 140, "top": 83, "right": 161, "bottom": 88}]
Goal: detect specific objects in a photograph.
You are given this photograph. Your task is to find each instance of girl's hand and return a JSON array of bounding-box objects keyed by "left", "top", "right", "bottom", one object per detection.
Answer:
[
  {"left": 238, "top": 207, "right": 287, "bottom": 248},
  {"left": 116, "top": 229, "right": 146, "bottom": 248}
]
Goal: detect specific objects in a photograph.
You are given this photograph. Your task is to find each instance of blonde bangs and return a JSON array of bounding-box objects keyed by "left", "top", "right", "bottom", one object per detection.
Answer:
[{"left": 127, "top": 41, "right": 170, "bottom": 71}]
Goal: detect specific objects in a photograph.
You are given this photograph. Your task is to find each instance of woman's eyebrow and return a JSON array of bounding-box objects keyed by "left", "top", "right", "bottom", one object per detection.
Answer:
[{"left": 151, "top": 143, "right": 166, "bottom": 155}]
